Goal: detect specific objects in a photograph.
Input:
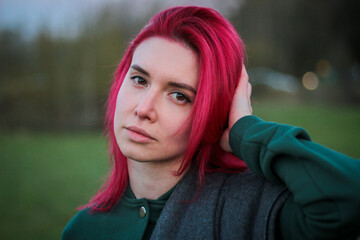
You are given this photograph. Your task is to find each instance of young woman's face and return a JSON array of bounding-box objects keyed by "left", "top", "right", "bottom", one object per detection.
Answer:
[{"left": 114, "top": 37, "right": 198, "bottom": 164}]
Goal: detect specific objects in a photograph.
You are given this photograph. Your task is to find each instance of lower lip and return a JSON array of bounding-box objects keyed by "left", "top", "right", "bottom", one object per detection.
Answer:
[{"left": 125, "top": 129, "right": 155, "bottom": 143}]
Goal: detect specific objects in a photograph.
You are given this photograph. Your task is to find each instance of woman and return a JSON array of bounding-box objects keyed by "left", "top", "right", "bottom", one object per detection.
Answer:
[{"left": 62, "top": 6, "right": 360, "bottom": 240}]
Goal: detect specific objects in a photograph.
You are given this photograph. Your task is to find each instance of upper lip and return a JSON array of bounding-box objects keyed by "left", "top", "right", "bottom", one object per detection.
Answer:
[{"left": 126, "top": 126, "right": 156, "bottom": 140}]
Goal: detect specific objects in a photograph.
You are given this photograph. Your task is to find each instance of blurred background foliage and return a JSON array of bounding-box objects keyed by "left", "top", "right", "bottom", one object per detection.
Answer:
[
  {"left": 0, "top": 0, "right": 359, "bottom": 239},
  {"left": 1, "top": 0, "right": 359, "bottom": 130}
]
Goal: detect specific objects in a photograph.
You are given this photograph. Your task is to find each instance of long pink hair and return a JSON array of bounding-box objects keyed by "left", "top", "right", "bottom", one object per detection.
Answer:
[{"left": 84, "top": 6, "right": 247, "bottom": 212}]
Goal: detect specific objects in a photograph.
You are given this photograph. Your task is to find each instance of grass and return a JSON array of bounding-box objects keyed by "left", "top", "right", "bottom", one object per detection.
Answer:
[
  {"left": 253, "top": 101, "right": 360, "bottom": 158},
  {"left": 0, "top": 102, "right": 359, "bottom": 239},
  {"left": 0, "top": 132, "right": 108, "bottom": 239}
]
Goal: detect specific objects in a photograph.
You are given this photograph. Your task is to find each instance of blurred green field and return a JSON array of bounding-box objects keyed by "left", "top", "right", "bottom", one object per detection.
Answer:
[
  {"left": 0, "top": 132, "right": 109, "bottom": 239},
  {"left": 0, "top": 103, "right": 359, "bottom": 239},
  {"left": 254, "top": 102, "right": 360, "bottom": 158}
]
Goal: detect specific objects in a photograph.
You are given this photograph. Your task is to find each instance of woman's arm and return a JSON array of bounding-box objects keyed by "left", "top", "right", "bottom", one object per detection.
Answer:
[
  {"left": 229, "top": 115, "right": 360, "bottom": 240},
  {"left": 221, "top": 66, "right": 360, "bottom": 239}
]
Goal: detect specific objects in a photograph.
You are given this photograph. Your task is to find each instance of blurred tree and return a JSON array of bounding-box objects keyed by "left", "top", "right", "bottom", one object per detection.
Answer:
[
  {"left": 1, "top": 0, "right": 358, "bottom": 131},
  {"left": 231, "top": 0, "right": 360, "bottom": 103},
  {"left": 0, "top": 30, "right": 31, "bottom": 128}
]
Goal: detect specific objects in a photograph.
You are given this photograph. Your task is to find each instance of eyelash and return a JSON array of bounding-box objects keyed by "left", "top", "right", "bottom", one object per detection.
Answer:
[
  {"left": 130, "top": 76, "right": 147, "bottom": 86},
  {"left": 130, "top": 75, "right": 191, "bottom": 104},
  {"left": 170, "top": 92, "right": 191, "bottom": 104}
]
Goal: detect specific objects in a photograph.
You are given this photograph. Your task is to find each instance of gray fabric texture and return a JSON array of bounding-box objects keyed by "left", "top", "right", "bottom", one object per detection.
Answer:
[{"left": 150, "top": 167, "right": 290, "bottom": 240}]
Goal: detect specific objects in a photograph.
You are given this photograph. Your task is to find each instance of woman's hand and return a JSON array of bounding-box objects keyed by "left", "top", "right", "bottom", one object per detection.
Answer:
[{"left": 220, "top": 65, "right": 253, "bottom": 152}]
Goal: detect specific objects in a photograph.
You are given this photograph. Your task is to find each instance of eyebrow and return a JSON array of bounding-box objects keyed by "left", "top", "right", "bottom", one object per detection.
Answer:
[
  {"left": 131, "top": 64, "right": 150, "bottom": 77},
  {"left": 168, "top": 82, "right": 197, "bottom": 95},
  {"left": 131, "top": 64, "right": 197, "bottom": 95}
]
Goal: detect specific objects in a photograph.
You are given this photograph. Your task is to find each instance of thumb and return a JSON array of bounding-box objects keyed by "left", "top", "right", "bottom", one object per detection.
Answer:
[{"left": 220, "top": 128, "right": 232, "bottom": 152}]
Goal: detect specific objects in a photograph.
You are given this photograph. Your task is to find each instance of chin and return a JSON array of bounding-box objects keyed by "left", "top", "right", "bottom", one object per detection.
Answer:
[
  {"left": 124, "top": 153, "right": 151, "bottom": 162},
  {"left": 119, "top": 144, "right": 153, "bottom": 162},
  {"left": 118, "top": 137, "right": 187, "bottom": 164}
]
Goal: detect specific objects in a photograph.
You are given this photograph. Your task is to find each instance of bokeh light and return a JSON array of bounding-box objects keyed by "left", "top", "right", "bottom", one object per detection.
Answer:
[
  {"left": 302, "top": 71, "right": 319, "bottom": 91},
  {"left": 316, "top": 59, "right": 332, "bottom": 78}
]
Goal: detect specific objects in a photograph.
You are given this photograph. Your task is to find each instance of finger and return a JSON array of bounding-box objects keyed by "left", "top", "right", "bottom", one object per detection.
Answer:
[
  {"left": 247, "top": 82, "right": 252, "bottom": 98},
  {"left": 220, "top": 129, "right": 232, "bottom": 152},
  {"left": 239, "top": 65, "right": 249, "bottom": 95},
  {"left": 247, "top": 83, "right": 253, "bottom": 114}
]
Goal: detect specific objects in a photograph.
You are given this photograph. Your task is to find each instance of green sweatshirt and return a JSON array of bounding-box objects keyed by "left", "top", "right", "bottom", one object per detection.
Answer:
[
  {"left": 230, "top": 115, "right": 360, "bottom": 239},
  {"left": 62, "top": 115, "right": 360, "bottom": 239}
]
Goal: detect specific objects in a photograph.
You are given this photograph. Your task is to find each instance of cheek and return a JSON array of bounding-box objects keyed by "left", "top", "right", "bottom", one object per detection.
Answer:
[
  {"left": 162, "top": 121, "right": 192, "bottom": 159},
  {"left": 114, "top": 87, "right": 132, "bottom": 130},
  {"left": 161, "top": 111, "right": 192, "bottom": 144}
]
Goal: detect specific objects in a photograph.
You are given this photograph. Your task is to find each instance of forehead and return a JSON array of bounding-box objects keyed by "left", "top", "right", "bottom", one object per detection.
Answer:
[{"left": 131, "top": 37, "right": 199, "bottom": 88}]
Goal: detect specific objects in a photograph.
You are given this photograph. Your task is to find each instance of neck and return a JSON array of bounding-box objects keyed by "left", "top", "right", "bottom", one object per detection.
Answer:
[{"left": 127, "top": 158, "right": 187, "bottom": 200}]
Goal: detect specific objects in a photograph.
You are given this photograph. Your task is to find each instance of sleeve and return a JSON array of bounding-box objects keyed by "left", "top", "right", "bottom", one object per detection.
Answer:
[{"left": 229, "top": 115, "right": 360, "bottom": 240}]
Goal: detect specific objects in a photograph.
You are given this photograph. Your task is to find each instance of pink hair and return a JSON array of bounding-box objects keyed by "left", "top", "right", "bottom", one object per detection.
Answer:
[{"left": 83, "top": 6, "right": 247, "bottom": 212}]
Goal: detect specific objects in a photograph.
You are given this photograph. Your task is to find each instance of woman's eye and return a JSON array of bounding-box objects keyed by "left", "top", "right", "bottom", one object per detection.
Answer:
[
  {"left": 170, "top": 92, "right": 191, "bottom": 103},
  {"left": 131, "top": 76, "right": 147, "bottom": 86}
]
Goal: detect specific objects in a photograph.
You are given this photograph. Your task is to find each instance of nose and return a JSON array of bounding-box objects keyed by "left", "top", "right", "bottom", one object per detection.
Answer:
[{"left": 134, "top": 90, "right": 157, "bottom": 122}]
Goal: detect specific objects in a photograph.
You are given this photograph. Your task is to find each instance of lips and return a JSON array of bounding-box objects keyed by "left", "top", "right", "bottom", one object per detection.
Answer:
[{"left": 125, "top": 126, "right": 156, "bottom": 141}]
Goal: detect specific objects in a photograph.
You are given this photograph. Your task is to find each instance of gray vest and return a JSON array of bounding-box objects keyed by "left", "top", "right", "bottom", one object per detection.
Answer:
[{"left": 151, "top": 168, "right": 289, "bottom": 240}]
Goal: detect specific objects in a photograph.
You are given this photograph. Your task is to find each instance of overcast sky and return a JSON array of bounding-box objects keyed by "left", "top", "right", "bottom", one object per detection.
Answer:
[{"left": 0, "top": 0, "right": 243, "bottom": 38}]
